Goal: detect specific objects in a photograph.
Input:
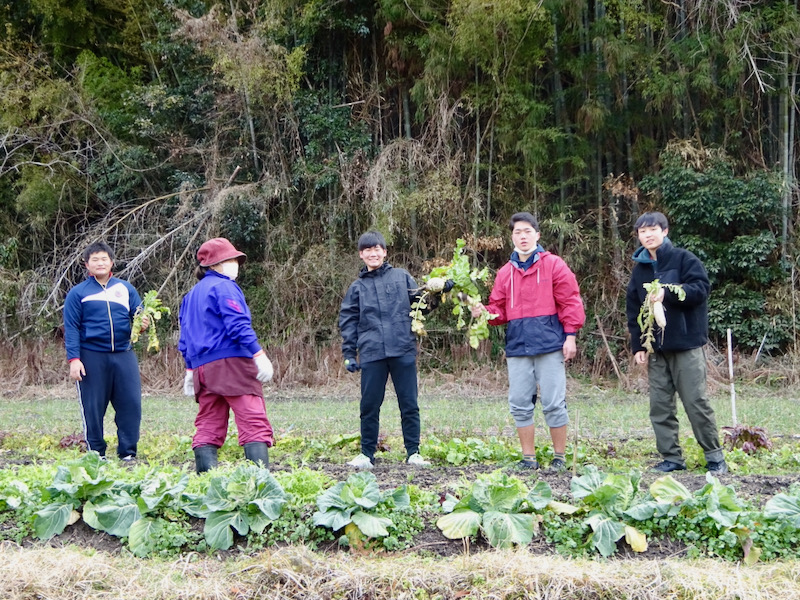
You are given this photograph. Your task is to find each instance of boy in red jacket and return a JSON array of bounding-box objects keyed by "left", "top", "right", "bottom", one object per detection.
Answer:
[{"left": 472, "top": 213, "right": 585, "bottom": 471}]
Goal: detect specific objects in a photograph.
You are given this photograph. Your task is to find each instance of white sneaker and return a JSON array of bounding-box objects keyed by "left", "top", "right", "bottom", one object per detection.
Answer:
[
  {"left": 406, "top": 453, "right": 430, "bottom": 466},
  {"left": 347, "top": 453, "right": 374, "bottom": 469}
]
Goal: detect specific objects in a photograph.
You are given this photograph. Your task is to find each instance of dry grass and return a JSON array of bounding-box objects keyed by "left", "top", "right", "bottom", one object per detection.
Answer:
[{"left": 2, "top": 543, "right": 799, "bottom": 600}]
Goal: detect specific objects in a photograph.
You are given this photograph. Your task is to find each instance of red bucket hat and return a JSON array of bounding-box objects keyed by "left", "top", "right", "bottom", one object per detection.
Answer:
[{"left": 197, "top": 238, "right": 247, "bottom": 267}]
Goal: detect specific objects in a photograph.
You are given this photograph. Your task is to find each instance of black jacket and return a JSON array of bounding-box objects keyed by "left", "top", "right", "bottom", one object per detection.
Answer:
[
  {"left": 339, "top": 262, "right": 422, "bottom": 363},
  {"left": 626, "top": 239, "right": 710, "bottom": 353}
]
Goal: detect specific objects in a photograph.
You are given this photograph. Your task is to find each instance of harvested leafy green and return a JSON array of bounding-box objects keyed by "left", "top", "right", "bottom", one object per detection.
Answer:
[
  {"left": 637, "top": 279, "right": 685, "bottom": 353},
  {"left": 131, "top": 290, "right": 170, "bottom": 352},
  {"left": 410, "top": 238, "right": 496, "bottom": 349}
]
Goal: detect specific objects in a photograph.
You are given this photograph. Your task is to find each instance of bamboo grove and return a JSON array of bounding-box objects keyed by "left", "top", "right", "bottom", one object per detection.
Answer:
[{"left": 0, "top": 0, "right": 798, "bottom": 379}]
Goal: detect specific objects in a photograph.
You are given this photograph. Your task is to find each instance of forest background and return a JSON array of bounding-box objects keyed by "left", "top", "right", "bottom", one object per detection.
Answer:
[{"left": 0, "top": 0, "right": 798, "bottom": 388}]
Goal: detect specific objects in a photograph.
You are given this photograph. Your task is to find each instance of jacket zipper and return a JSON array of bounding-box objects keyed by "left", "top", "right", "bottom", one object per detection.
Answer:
[{"left": 102, "top": 281, "right": 115, "bottom": 352}]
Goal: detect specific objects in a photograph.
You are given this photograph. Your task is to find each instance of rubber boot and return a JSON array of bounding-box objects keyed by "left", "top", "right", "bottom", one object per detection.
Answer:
[
  {"left": 193, "top": 444, "right": 219, "bottom": 473},
  {"left": 243, "top": 442, "right": 269, "bottom": 468}
]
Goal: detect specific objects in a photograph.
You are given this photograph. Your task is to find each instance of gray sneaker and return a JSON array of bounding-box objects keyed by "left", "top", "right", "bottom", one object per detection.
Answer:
[
  {"left": 652, "top": 460, "right": 686, "bottom": 473},
  {"left": 547, "top": 458, "right": 566, "bottom": 472},
  {"left": 516, "top": 459, "right": 539, "bottom": 470},
  {"left": 706, "top": 460, "right": 728, "bottom": 474}
]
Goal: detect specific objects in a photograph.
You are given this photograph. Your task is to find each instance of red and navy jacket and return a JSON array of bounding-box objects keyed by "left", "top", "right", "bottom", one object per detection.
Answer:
[
  {"left": 64, "top": 276, "right": 143, "bottom": 360},
  {"left": 485, "top": 248, "right": 585, "bottom": 357},
  {"left": 178, "top": 270, "right": 262, "bottom": 369}
]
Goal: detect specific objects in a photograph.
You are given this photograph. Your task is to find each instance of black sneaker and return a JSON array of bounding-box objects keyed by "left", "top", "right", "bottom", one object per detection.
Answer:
[
  {"left": 547, "top": 458, "right": 567, "bottom": 472},
  {"left": 651, "top": 460, "right": 686, "bottom": 473},
  {"left": 516, "top": 459, "right": 539, "bottom": 470},
  {"left": 706, "top": 460, "right": 728, "bottom": 474}
]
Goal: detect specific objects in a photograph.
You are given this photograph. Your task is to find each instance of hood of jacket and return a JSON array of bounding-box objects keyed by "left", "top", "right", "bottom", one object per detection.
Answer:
[
  {"left": 510, "top": 244, "right": 545, "bottom": 270},
  {"left": 358, "top": 261, "right": 391, "bottom": 278},
  {"left": 632, "top": 237, "right": 672, "bottom": 264}
]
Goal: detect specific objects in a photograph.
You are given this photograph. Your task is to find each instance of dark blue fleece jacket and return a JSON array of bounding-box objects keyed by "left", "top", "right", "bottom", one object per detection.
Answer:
[{"left": 626, "top": 239, "right": 711, "bottom": 353}]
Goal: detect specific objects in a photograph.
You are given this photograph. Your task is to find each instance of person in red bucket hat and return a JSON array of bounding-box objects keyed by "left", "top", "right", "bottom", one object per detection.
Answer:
[{"left": 178, "top": 237, "right": 275, "bottom": 472}]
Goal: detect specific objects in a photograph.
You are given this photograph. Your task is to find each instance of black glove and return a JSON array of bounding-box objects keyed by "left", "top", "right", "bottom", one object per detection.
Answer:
[
  {"left": 443, "top": 279, "right": 455, "bottom": 293},
  {"left": 345, "top": 358, "right": 360, "bottom": 373}
]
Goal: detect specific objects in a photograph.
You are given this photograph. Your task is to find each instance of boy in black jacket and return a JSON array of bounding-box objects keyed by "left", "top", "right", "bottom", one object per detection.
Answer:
[
  {"left": 339, "top": 231, "right": 451, "bottom": 469},
  {"left": 626, "top": 212, "right": 727, "bottom": 474}
]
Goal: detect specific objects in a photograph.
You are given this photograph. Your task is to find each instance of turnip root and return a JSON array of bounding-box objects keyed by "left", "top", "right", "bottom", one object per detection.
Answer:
[{"left": 425, "top": 277, "right": 446, "bottom": 293}]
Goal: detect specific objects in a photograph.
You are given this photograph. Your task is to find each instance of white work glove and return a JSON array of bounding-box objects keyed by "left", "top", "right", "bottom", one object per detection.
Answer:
[
  {"left": 254, "top": 352, "right": 274, "bottom": 383},
  {"left": 183, "top": 370, "right": 195, "bottom": 396}
]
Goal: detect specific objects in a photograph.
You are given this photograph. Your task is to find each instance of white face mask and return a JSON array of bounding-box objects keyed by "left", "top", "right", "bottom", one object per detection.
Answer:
[{"left": 219, "top": 261, "right": 239, "bottom": 280}]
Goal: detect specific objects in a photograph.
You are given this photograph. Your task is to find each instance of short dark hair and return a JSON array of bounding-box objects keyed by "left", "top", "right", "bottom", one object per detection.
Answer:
[
  {"left": 358, "top": 231, "right": 387, "bottom": 250},
  {"left": 83, "top": 241, "right": 115, "bottom": 263},
  {"left": 509, "top": 212, "right": 539, "bottom": 232},
  {"left": 634, "top": 212, "right": 669, "bottom": 230}
]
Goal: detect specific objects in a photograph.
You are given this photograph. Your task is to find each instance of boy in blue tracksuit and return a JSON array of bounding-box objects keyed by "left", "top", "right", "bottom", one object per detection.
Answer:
[{"left": 63, "top": 241, "right": 145, "bottom": 460}]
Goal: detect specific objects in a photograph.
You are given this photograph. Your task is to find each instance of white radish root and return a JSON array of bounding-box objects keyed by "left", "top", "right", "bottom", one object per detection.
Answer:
[{"left": 653, "top": 300, "right": 666, "bottom": 328}]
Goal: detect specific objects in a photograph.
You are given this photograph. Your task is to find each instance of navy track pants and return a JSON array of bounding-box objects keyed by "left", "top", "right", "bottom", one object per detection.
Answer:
[{"left": 76, "top": 349, "right": 142, "bottom": 458}]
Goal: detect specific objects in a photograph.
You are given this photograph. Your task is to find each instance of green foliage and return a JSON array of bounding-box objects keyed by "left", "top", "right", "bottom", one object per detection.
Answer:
[
  {"left": 708, "top": 286, "right": 793, "bottom": 354},
  {"left": 437, "top": 470, "right": 541, "bottom": 549},
  {"left": 14, "top": 167, "right": 75, "bottom": 230},
  {"left": 131, "top": 290, "right": 171, "bottom": 353},
  {"left": 312, "top": 471, "right": 410, "bottom": 541},
  {"left": 411, "top": 239, "right": 496, "bottom": 349},
  {"left": 293, "top": 89, "right": 372, "bottom": 190},
  {"left": 640, "top": 147, "right": 788, "bottom": 351},
  {"left": 76, "top": 50, "right": 141, "bottom": 136},
  {"left": 86, "top": 145, "right": 155, "bottom": 206},
  {"left": 631, "top": 472, "right": 757, "bottom": 562},
  {"left": 636, "top": 279, "right": 686, "bottom": 353},
  {"left": 570, "top": 466, "right": 648, "bottom": 556},
  {"left": 182, "top": 464, "right": 288, "bottom": 551},
  {"left": 763, "top": 484, "right": 800, "bottom": 528},
  {"left": 273, "top": 467, "right": 333, "bottom": 506},
  {"left": 33, "top": 452, "right": 114, "bottom": 539},
  {"left": 421, "top": 435, "right": 520, "bottom": 465},
  {"left": 2, "top": 0, "right": 799, "bottom": 378},
  {"left": 218, "top": 193, "right": 267, "bottom": 261},
  {"left": 541, "top": 511, "right": 590, "bottom": 557}
]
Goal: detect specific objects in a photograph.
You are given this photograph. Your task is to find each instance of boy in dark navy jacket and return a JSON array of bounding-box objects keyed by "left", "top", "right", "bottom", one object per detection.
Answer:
[
  {"left": 64, "top": 242, "right": 145, "bottom": 460},
  {"left": 339, "top": 231, "right": 452, "bottom": 469}
]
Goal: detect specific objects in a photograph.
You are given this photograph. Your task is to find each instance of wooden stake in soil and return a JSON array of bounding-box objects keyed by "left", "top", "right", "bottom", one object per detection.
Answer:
[
  {"left": 727, "top": 328, "right": 737, "bottom": 425},
  {"left": 573, "top": 409, "right": 579, "bottom": 476}
]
